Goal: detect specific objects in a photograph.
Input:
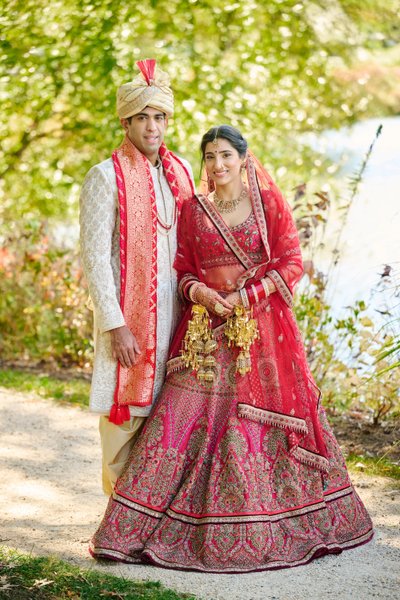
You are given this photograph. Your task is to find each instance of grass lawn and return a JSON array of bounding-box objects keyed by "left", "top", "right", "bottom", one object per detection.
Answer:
[
  {"left": 0, "top": 368, "right": 89, "bottom": 408},
  {"left": 346, "top": 453, "right": 400, "bottom": 481},
  {"left": 0, "top": 547, "right": 196, "bottom": 600}
]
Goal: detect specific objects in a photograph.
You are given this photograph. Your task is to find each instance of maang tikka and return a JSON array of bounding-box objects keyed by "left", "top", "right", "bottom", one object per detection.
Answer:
[{"left": 212, "top": 127, "right": 220, "bottom": 147}]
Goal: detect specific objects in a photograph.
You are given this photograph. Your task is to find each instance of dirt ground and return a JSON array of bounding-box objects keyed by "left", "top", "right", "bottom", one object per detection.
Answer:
[
  {"left": 330, "top": 412, "right": 400, "bottom": 463},
  {"left": 1, "top": 387, "right": 399, "bottom": 600}
]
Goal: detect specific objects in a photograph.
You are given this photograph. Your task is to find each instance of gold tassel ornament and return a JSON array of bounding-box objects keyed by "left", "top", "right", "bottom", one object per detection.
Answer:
[
  {"left": 181, "top": 304, "right": 217, "bottom": 383},
  {"left": 224, "top": 305, "right": 259, "bottom": 375}
]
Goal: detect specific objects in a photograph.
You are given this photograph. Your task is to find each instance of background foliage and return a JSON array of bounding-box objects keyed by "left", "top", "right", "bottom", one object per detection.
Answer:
[
  {"left": 1, "top": 0, "right": 399, "bottom": 223},
  {"left": 1, "top": 0, "right": 399, "bottom": 421}
]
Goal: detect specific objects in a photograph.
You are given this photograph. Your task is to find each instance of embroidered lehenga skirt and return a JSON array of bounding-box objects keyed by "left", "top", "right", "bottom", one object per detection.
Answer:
[
  {"left": 90, "top": 335, "right": 373, "bottom": 572},
  {"left": 90, "top": 197, "right": 373, "bottom": 572}
]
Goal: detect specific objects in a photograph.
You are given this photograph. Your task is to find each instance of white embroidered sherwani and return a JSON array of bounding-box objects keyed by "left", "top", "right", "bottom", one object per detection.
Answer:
[{"left": 79, "top": 155, "right": 193, "bottom": 416}]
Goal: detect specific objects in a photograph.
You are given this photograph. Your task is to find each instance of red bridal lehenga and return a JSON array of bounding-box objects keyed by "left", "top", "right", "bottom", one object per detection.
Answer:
[{"left": 90, "top": 157, "right": 373, "bottom": 573}]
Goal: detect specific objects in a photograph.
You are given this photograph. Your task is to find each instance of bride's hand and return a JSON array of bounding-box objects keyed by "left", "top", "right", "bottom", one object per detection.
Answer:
[
  {"left": 191, "top": 284, "right": 233, "bottom": 316},
  {"left": 224, "top": 291, "right": 242, "bottom": 315}
]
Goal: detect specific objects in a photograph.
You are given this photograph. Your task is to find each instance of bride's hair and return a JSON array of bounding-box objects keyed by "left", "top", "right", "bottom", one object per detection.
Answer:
[{"left": 200, "top": 125, "right": 248, "bottom": 158}]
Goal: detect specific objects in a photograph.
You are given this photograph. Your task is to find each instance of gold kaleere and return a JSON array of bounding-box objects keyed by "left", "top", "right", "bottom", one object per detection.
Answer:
[
  {"left": 181, "top": 304, "right": 217, "bottom": 383},
  {"left": 224, "top": 305, "right": 259, "bottom": 375}
]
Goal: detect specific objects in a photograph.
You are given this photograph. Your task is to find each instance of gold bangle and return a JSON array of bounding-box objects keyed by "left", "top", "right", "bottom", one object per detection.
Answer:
[
  {"left": 188, "top": 282, "right": 200, "bottom": 303},
  {"left": 189, "top": 282, "right": 205, "bottom": 303}
]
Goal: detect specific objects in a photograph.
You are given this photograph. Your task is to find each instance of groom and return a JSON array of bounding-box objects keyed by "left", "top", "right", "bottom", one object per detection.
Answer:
[{"left": 80, "top": 59, "right": 194, "bottom": 494}]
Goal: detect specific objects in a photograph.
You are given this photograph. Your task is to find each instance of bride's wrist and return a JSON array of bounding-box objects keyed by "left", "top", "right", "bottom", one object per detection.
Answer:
[{"left": 189, "top": 282, "right": 206, "bottom": 303}]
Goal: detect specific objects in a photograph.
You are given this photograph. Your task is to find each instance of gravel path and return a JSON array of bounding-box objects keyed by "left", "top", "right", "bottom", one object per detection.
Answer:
[{"left": 1, "top": 387, "right": 399, "bottom": 600}]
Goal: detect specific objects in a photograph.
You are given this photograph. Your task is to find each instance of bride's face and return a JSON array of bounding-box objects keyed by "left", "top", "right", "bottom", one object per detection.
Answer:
[{"left": 204, "top": 138, "right": 243, "bottom": 187}]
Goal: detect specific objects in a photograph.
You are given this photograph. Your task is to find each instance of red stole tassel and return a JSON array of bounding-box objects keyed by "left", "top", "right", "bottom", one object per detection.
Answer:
[{"left": 108, "top": 403, "right": 130, "bottom": 425}]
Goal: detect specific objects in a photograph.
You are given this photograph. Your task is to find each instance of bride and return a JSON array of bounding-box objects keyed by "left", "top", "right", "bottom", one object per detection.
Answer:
[{"left": 90, "top": 124, "right": 373, "bottom": 572}]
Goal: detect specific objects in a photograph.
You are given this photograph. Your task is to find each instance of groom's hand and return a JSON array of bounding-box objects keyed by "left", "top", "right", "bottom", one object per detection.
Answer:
[{"left": 110, "top": 325, "right": 141, "bottom": 368}]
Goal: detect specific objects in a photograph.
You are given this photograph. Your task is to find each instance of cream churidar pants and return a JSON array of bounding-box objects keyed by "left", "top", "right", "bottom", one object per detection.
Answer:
[{"left": 99, "top": 415, "right": 146, "bottom": 496}]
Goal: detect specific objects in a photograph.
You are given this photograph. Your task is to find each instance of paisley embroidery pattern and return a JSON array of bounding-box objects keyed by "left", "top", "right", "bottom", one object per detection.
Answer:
[{"left": 90, "top": 370, "right": 373, "bottom": 572}]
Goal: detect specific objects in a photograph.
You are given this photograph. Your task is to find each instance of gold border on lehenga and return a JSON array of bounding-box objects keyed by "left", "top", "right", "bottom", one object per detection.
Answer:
[
  {"left": 112, "top": 484, "right": 354, "bottom": 526},
  {"left": 237, "top": 403, "right": 308, "bottom": 434}
]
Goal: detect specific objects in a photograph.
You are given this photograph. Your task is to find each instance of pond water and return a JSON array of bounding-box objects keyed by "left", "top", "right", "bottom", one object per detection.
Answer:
[{"left": 305, "top": 116, "right": 400, "bottom": 326}]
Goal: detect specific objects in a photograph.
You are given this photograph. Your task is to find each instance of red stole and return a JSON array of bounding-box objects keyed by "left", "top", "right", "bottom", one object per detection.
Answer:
[{"left": 110, "top": 136, "right": 194, "bottom": 424}]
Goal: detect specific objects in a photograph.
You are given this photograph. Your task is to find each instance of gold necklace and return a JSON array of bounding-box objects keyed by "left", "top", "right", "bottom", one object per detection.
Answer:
[
  {"left": 155, "top": 161, "right": 177, "bottom": 234},
  {"left": 213, "top": 188, "right": 248, "bottom": 213}
]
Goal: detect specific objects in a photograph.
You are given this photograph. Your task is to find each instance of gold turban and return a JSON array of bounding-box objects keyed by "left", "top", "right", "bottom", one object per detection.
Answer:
[{"left": 117, "top": 59, "right": 174, "bottom": 119}]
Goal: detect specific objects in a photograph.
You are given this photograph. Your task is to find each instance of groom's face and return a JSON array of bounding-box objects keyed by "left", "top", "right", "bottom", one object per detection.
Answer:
[{"left": 121, "top": 106, "right": 167, "bottom": 165}]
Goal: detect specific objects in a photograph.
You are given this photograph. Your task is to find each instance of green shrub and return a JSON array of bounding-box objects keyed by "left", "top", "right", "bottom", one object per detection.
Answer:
[{"left": 0, "top": 222, "right": 92, "bottom": 368}]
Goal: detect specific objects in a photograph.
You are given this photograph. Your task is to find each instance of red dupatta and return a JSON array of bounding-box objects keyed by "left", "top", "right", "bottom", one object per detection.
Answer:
[
  {"left": 173, "top": 152, "right": 329, "bottom": 471},
  {"left": 110, "top": 136, "right": 194, "bottom": 425}
]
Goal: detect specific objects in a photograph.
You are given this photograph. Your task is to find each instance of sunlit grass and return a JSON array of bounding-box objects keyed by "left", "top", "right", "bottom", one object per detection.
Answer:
[
  {"left": 0, "top": 368, "right": 89, "bottom": 408},
  {"left": 0, "top": 546, "right": 195, "bottom": 599},
  {"left": 347, "top": 453, "right": 400, "bottom": 482}
]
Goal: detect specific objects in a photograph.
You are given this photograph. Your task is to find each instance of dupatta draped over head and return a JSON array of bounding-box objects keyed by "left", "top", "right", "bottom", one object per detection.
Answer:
[{"left": 172, "top": 151, "right": 329, "bottom": 472}]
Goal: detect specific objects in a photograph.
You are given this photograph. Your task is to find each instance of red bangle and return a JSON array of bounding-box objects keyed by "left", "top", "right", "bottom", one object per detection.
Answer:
[
  {"left": 255, "top": 280, "right": 266, "bottom": 302},
  {"left": 246, "top": 285, "right": 255, "bottom": 305},
  {"left": 245, "top": 280, "right": 267, "bottom": 305},
  {"left": 183, "top": 279, "right": 198, "bottom": 301}
]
